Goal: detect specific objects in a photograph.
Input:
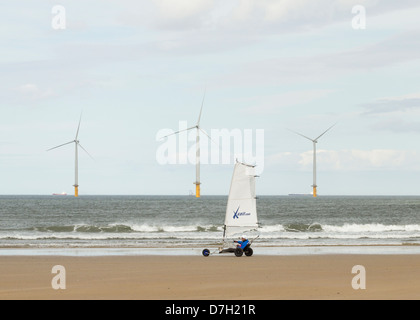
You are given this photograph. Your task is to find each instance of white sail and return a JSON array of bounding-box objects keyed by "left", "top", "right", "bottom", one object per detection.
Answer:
[{"left": 224, "top": 161, "right": 258, "bottom": 238}]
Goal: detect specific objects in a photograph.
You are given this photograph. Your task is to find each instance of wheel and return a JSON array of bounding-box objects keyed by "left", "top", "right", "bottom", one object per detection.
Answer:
[
  {"left": 244, "top": 247, "right": 253, "bottom": 256},
  {"left": 234, "top": 247, "right": 244, "bottom": 257},
  {"left": 202, "top": 249, "right": 210, "bottom": 257}
]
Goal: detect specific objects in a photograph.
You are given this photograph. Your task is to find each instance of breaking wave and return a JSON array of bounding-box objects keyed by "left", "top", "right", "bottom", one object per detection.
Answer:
[
  {"left": 12, "top": 223, "right": 224, "bottom": 234},
  {"left": 2, "top": 223, "right": 420, "bottom": 243}
]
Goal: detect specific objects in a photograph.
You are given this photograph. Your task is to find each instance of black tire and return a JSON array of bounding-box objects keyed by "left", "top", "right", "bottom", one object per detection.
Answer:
[
  {"left": 202, "top": 249, "right": 210, "bottom": 257},
  {"left": 244, "top": 247, "right": 253, "bottom": 256},
  {"left": 234, "top": 247, "right": 244, "bottom": 257}
]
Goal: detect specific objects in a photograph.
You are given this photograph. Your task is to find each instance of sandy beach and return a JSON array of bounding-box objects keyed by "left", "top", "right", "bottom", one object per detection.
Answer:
[{"left": 1, "top": 254, "right": 420, "bottom": 300}]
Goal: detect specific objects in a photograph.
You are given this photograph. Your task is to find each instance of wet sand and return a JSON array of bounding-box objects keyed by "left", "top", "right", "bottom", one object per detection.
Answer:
[{"left": 1, "top": 254, "right": 420, "bottom": 300}]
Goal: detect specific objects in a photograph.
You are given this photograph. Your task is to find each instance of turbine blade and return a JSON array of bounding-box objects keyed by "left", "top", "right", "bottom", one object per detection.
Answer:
[
  {"left": 78, "top": 143, "right": 94, "bottom": 160},
  {"left": 287, "top": 129, "right": 314, "bottom": 142},
  {"left": 47, "top": 141, "right": 74, "bottom": 151},
  {"left": 159, "top": 126, "right": 196, "bottom": 140},
  {"left": 314, "top": 123, "right": 336, "bottom": 141},
  {"left": 196, "top": 88, "right": 206, "bottom": 125},
  {"left": 199, "top": 128, "right": 218, "bottom": 146},
  {"left": 75, "top": 113, "right": 83, "bottom": 140}
]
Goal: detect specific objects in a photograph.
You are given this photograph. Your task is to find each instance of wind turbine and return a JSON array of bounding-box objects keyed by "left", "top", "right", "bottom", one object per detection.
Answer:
[
  {"left": 162, "top": 91, "right": 211, "bottom": 198},
  {"left": 47, "top": 114, "right": 93, "bottom": 197},
  {"left": 290, "top": 124, "right": 336, "bottom": 198}
]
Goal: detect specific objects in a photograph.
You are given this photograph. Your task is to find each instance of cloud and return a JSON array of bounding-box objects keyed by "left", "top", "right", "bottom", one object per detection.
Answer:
[
  {"left": 245, "top": 89, "right": 334, "bottom": 114},
  {"left": 325, "top": 30, "right": 420, "bottom": 70},
  {"left": 362, "top": 93, "right": 420, "bottom": 114},
  {"left": 152, "top": 0, "right": 214, "bottom": 29},
  {"left": 218, "top": 29, "right": 420, "bottom": 88},
  {"left": 371, "top": 118, "right": 420, "bottom": 133},
  {"left": 226, "top": 0, "right": 420, "bottom": 33},
  {"left": 17, "top": 83, "right": 56, "bottom": 101},
  {"left": 116, "top": 0, "right": 214, "bottom": 31},
  {"left": 359, "top": 92, "right": 420, "bottom": 133},
  {"left": 115, "top": 0, "right": 420, "bottom": 33}
]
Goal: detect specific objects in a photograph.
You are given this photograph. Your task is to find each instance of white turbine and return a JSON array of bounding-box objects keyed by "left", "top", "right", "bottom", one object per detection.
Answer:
[
  {"left": 290, "top": 124, "right": 336, "bottom": 197},
  {"left": 162, "top": 91, "right": 211, "bottom": 198},
  {"left": 47, "top": 114, "right": 93, "bottom": 197}
]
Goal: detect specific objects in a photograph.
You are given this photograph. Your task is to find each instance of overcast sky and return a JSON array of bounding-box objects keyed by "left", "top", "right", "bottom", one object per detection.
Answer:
[{"left": 1, "top": 0, "right": 420, "bottom": 196}]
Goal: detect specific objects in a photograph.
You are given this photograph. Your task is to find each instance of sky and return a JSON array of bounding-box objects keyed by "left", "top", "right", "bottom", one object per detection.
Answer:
[{"left": 1, "top": 0, "right": 420, "bottom": 196}]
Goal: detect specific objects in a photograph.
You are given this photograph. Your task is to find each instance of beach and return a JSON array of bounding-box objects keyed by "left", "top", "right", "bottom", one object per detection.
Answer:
[
  {"left": 1, "top": 253, "right": 420, "bottom": 300},
  {"left": 2, "top": 195, "right": 420, "bottom": 301}
]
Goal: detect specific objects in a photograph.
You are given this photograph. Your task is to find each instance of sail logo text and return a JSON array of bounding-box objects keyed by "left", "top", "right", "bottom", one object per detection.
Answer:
[{"left": 233, "top": 207, "right": 251, "bottom": 219}]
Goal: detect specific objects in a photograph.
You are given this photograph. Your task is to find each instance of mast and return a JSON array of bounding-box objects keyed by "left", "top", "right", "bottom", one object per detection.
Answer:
[
  {"left": 74, "top": 141, "right": 79, "bottom": 197},
  {"left": 195, "top": 126, "right": 201, "bottom": 198},
  {"left": 312, "top": 141, "right": 317, "bottom": 197}
]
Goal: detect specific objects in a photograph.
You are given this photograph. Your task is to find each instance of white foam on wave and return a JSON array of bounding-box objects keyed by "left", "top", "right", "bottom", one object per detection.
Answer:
[
  {"left": 2, "top": 223, "right": 420, "bottom": 246},
  {"left": 322, "top": 223, "right": 420, "bottom": 233}
]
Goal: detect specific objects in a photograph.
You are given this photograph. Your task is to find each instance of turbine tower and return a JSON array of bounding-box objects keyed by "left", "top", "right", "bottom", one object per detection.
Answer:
[
  {"left": 47, "top": 114, "right": 93, "bottom": 197},
  {"left": 290, "top": 124, "right": 336, "bottom": 198},
  {"left": 162, "top": 91, "right": 211, "bottom": 198}
]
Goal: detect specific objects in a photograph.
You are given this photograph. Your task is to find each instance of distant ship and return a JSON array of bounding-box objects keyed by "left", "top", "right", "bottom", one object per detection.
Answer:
[
  {"left": 288, "top": 193, "right": 312, "bottom": 197},
  {"left": 52, "top": 192, "right": 67, "bottom": 196}
]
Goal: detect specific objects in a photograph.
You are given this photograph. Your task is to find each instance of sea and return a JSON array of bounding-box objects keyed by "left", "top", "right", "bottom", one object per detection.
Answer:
[{"left": 1, "top": 195, "right": 420, "bottom": 252}]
